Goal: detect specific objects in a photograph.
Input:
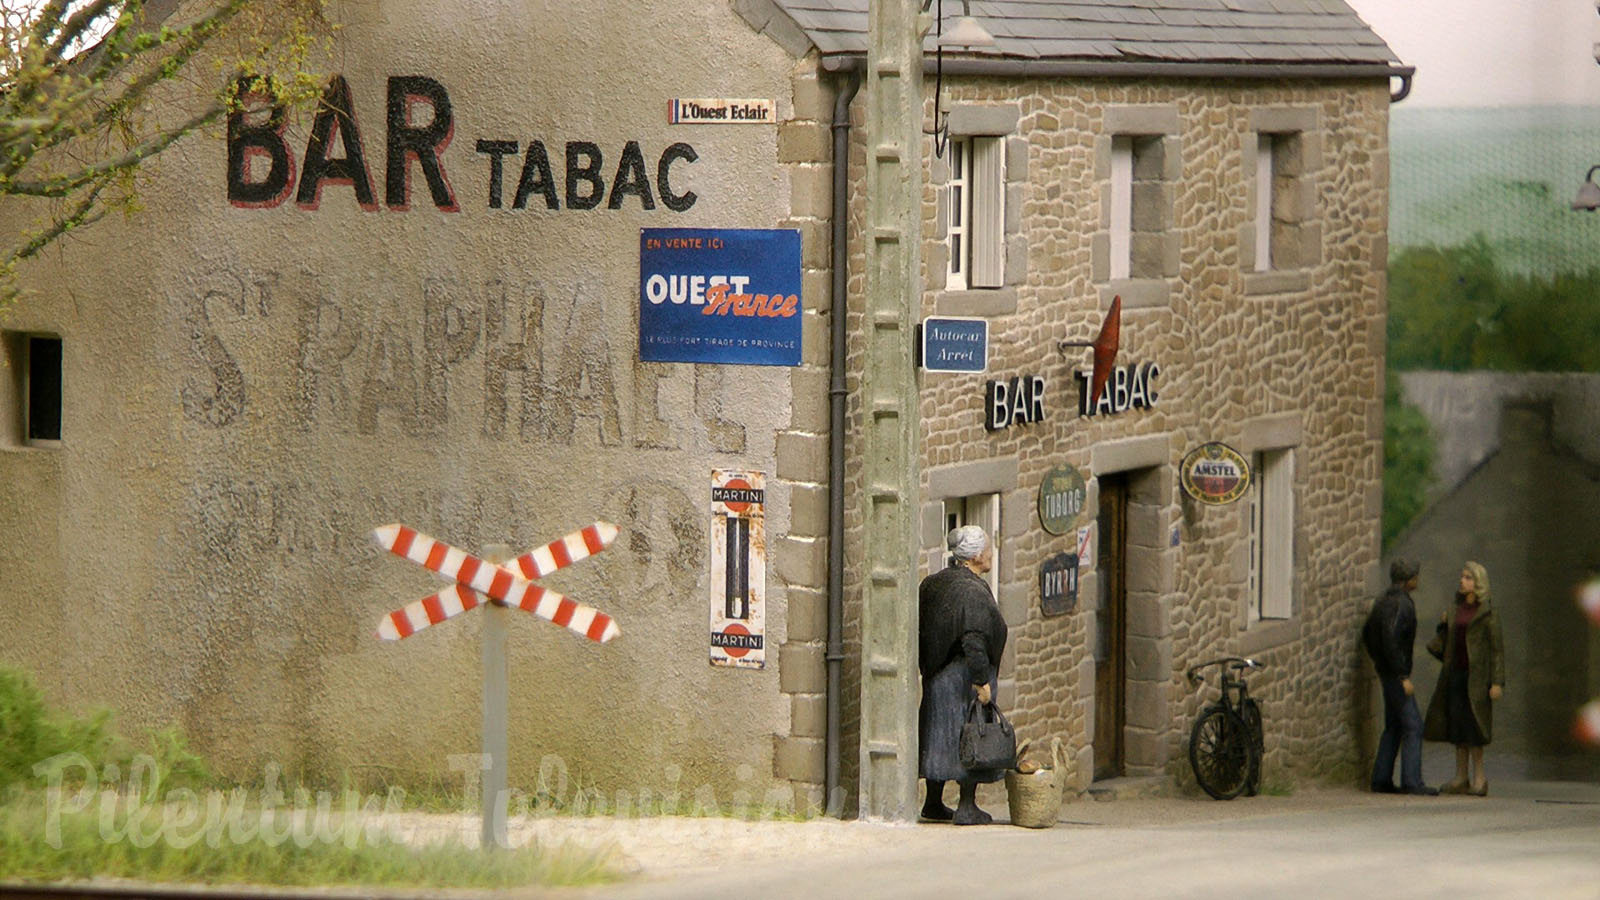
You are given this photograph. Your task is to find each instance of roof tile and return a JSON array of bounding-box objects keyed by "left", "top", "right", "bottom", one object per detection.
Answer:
[{"left": 768, "top": 0, "right": 1400, "bottom": 64}]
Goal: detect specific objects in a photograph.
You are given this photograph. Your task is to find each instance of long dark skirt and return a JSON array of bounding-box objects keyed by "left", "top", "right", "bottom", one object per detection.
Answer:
[
  {"left": 918, "top": 658, "right": 1004, "bottom": 784},
  {"left": 1444, "top": 669, "right": 1488, "bottom": 747}
]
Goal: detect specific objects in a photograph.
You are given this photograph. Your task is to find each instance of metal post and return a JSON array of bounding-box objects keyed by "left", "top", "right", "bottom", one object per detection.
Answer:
[
  {"left": 481, "top": 543, "right": 512, "bottom": 850},
  {"left": 859, "top": 0, "right": 925, "bottom": 822}
]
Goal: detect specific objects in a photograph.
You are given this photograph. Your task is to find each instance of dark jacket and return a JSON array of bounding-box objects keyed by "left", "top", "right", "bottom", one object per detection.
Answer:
[
  {"left": 918, "top": 564, "right": 1007, "bottom": 686},
  {"left": 1423, "top": 594, "right": 1506, "bottom": 743},
  {"left": 1362, "top": 584, "right": 1417, "bottom": 678}
]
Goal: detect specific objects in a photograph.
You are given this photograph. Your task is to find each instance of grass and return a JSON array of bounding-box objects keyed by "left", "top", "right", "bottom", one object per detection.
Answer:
[
  {"left": 0, "top": 665, "right": 625, "bottom": 889},
  {"left": 0, "top": 793, "right": 622, "bottom": 889},
  {"left": 1257, "top": 776, "right": 1296, "bottom": 797}
]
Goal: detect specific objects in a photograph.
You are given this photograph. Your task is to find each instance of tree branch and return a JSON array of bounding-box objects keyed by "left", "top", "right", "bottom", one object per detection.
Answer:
[
  {"left": 4, "top": 175, "right": 111, "bottom": 268},
  {"left": 10, "top": 0, "right": 249, "bottom": 174},
  {"left": 2, "top": 102, "right": 221, "bottom": 197}
]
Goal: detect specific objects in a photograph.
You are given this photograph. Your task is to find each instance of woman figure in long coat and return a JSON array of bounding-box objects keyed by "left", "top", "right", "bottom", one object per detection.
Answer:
[
  {"left": 917, "top": 525, "right": 1008, "bottom": 825},
  {"left": 1423, "top": 560, "right": 1505, "bottom": 796}
]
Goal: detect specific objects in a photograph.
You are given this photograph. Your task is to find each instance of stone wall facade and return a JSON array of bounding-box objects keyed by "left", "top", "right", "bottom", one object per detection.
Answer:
[
  {"left": 840, "top": 76, "right": 1391, "bottom": 798},
  {"left": 0, "top": 1, "right": 1392, "bottom": 812},
  {"left": 0, "top": 0, "right": 832, "bottom": 808}
]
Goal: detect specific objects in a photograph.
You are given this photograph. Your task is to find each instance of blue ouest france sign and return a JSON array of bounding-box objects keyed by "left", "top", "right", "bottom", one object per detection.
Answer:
[{"left": 638, "top": 228, "right": 802, "bottom": 366}]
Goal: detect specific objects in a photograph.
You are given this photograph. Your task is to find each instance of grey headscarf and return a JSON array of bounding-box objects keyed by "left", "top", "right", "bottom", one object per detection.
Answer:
[{"left": 947, "top": 525, "right": 989, "bottom": 565}]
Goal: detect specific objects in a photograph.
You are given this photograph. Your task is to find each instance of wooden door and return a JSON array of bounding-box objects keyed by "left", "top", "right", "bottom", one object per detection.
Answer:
[{"left": 1094, "top": 473, "right": 1128, "bottom": 780}]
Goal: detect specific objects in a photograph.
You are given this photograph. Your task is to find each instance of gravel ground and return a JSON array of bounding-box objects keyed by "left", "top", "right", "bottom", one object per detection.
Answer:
[{"left": 382, "top": 783, "right": 1476, "bottom": 879}]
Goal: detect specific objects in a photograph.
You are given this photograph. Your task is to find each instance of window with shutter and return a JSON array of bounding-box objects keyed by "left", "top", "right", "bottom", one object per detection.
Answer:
[
  {"left": 945, "top": 135, "right": 1004, "bottom": 291},
  {"left": 1250, "top": 448, "right": 1295, "bottom": 621}
]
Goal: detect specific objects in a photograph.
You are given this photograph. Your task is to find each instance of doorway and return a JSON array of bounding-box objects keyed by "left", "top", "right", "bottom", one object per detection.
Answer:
[{"left": 1094, "top": 472, "right": 1128, "bottom": 780}]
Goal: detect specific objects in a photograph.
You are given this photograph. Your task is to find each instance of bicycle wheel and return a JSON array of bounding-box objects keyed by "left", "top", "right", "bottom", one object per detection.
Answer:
[
  {"left": 1189, "top": 706, "right": 1253, "bottom": 800},
  {"left": 1240, "top": 698, "right": 1264, "bottom": 796}
]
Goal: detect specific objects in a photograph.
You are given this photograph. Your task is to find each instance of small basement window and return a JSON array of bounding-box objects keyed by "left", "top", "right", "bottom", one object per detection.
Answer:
[{"left": 25, "top": 335, "right": 62, "bottom": 444}]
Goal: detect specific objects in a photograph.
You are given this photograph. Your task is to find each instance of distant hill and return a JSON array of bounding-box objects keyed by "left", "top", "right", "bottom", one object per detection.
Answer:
[{"left": 1391, "top": 105, "right": 1600, "bottom": 274}]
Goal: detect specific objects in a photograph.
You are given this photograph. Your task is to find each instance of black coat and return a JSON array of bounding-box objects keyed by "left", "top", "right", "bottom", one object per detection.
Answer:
[
  {"left": 918, "top": 564, "right": 1007, "bottom": 685},
  {"left": 1362, "top": 584, "right": 1417, "bottom": 678}
]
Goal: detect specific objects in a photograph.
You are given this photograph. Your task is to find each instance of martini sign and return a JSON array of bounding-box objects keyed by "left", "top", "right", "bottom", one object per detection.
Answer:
[{"left": 710, "top": 470, "right": 766, "bottom": 668}]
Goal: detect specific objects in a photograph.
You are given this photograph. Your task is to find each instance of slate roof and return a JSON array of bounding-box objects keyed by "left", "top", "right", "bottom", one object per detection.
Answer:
[{"left": 759, "top": 0, "right": 1401, "bottom": 66}]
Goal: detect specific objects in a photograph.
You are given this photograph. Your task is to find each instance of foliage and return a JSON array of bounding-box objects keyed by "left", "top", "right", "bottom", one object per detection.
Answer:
[
  {"left": 1388, "top": 237, "right": 1600, "bottom": 373},
  {"left": 0, "top": 795, "right": 623, "bottom": 888},
  {"left": 0, "top": 666, "right": 622, "bottom": 888},
  {"left": 1381, "top": 373, "right": 1435, "bottom": 550},
  {"left": 0, "top": 665, "right": 119, "bottom": 797},
  {"left": 0, "top": 0, "right": 328, "bottom": 305},
  {"left": 0, "top": 665, "right": 215, "bottom": 799},
  {"left": 1382, "top": 233, "right": 1600, "bottom": 545}
]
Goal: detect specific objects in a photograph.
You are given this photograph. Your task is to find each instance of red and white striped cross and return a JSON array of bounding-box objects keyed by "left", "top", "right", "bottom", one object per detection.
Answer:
[{"left": 372, "top": 522, "right": 621, "bottom": 643}]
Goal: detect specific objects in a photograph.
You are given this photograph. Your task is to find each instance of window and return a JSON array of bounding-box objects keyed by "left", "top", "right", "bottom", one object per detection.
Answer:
[
  {"left": 1254, "top": 132, "right": 1310, "bottom": 272},
  {"left": 1110, "top": 135, "right": 1166, "bottom": 281},
  {"left": 944, "top": 492, "right": 1000, "bottom": 597},
  {"left": 1254, "top": 134, "right": 1275, "bottom": 272},
  {"left": 1248, "top": 448, "right": 1294, "bottom": 621},
  {"left": 945, "top": 136, "right": 1004, "bottom": 291},
  {"left": 4, "top": 333, "right": 61, "bottom": 446}
]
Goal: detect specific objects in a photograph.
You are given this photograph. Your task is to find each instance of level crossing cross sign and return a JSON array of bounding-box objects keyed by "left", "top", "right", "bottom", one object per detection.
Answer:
[{"left": 372, "top": 522, "right": 621, "bottom": 643}]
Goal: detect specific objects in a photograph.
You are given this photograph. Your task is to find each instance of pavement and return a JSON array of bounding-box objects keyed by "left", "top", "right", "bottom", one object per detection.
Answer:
[{"left": 387, "top": 778, "right": 1600, "bottom": 900}]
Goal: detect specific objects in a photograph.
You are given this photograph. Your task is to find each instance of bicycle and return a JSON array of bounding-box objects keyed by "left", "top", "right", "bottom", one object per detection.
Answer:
[{"left": 1185, "top": 657, "right": 1266, "bottom": 800}]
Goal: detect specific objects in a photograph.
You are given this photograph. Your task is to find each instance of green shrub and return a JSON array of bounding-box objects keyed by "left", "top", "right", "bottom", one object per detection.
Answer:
[
  {"left": 1389, "top": 238, "right": 1600, "bottom": 373},
  {"left": 1382, "top": 374, "right": 1436, "bottom": 550},
  {"left": 0, "top": 667, "right": 119, "bottom": 797}
]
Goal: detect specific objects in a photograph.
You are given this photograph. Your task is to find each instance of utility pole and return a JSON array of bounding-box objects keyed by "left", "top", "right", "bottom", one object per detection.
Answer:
[{"left": 859, "top": 0, "right": 924, "bottom": 822}]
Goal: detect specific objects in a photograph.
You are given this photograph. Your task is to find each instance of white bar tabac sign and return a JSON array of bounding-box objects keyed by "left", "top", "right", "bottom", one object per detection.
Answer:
[
  {"left": 710, "top": 470, "right": 766, "bottom": 668},
  {"left": 669, "top": 98, "right": 775, "bottom": 124}
]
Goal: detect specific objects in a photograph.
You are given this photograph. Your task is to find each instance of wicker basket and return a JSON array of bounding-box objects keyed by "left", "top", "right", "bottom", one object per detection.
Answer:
[{"left": 1005, "top": 736, "right": 1066, "bottom": 828}]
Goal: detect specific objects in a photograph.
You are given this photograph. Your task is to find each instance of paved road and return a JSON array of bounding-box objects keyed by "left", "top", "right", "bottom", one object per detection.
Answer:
[{"left": 529, "top": 781, "right": 1600, "bottom": 900}]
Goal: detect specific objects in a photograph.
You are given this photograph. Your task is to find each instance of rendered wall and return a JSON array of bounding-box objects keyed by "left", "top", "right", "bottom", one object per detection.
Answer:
[{"left": 0, "top": 0, "right": 823, "bottom": 803}]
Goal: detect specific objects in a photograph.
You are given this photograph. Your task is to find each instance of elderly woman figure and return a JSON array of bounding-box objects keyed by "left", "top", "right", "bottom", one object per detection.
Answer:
[
  {"left": 1423, "top": 560, "right": 1505, "bottom": 796},
  {"left": 917, "top": 525, "right": 1009, "bottom": 825}
]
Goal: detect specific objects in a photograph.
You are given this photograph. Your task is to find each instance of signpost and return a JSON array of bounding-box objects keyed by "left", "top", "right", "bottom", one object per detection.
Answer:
[
  {"left": 920, "top": 316, "right": 988, "bottom": 373},
  {"left": 1179, "top": 443, "right": 1252, "bottom": 505},
  {"left": 1038, "top": 465, "right": 1087, "bottom": 535},
  {"left": 1040, "top": 551, "right": 1079, "bottom": 617},
  {"left": 638, "top": 228, "right": 802, "bottom": 366},
  {"left": 710, "top": 470, "right": 766, "bottom": 668},
  {"left": 372, "top": 522, "right": 620, "bottom": 848}
]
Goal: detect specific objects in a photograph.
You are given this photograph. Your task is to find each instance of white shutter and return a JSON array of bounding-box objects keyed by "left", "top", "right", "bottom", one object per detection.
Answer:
[
  {"left": 970, "top": 137, "right": 1005, "bottom": 288},
  {"left": 1255, "top": 134, "right": 1273, "bottom": 272},
  {"left": 1261, "top": 449, "right": 1295, "bottom": 619},
  {"left": 1110, "top": 137, "right": 1132, "bottom": 281}
]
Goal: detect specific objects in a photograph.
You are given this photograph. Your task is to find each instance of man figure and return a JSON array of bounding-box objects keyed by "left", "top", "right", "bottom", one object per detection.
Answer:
[{"left": 1363, "top": 558, "right": 1437, "bottom": 795}]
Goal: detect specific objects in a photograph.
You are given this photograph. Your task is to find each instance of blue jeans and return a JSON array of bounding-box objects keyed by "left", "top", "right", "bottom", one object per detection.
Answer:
[{"left": 1371, "top": 674, "right": 1424, "bottom": 790}]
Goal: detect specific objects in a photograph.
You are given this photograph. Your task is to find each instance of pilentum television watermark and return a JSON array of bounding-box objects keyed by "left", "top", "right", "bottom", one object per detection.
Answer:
[{"left": 30, "top": 752, "right": 834, "bottom": 850}]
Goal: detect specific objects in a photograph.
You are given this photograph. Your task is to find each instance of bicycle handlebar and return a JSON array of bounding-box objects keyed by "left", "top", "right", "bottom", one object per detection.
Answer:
[{"left": 1185, "top": 657, "right": 1264, "bottom": 684}]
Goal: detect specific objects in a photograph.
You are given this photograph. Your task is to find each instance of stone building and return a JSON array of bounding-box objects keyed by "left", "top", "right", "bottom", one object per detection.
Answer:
[{"left": 0, "top": 0, "right": 1404, "bottom": 813}]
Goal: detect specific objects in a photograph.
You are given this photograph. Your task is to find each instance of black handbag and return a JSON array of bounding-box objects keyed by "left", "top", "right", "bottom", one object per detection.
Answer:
[
  {"left": 959, "top": 698, "right": 1017, "bottom": 770},
  {"left": 1426, "top": 621, "right": 1446, "bottom": 662}
]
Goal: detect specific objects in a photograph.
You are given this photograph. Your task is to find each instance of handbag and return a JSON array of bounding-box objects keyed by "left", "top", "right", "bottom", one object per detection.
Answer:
[
  {"left": 959, "top": 698, "right": 1017, "bottom": 770},
  {"left": 1426, "top": 621, "right": 1445, "bottom": 662}
]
